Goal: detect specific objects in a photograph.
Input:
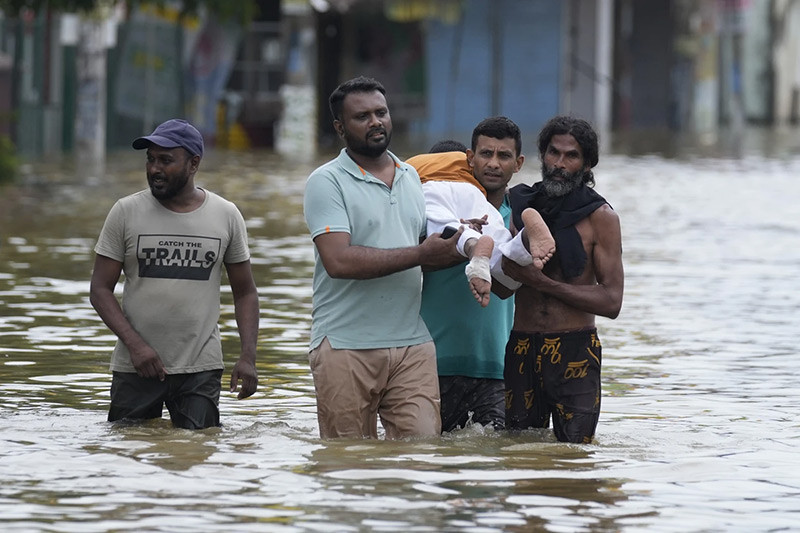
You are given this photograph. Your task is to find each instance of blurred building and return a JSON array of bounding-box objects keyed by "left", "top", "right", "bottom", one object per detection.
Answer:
[
  {"left": 313, "top": 0, "right": 612, "bottom": 151},
  {"left": 1, "top": 0, "right": 799, "bottom": 158}
]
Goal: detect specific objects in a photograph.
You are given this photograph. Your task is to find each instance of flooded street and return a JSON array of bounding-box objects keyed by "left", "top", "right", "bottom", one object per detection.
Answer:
[{"left": 1, "top": 133, "right": 799, "bottom": 532}]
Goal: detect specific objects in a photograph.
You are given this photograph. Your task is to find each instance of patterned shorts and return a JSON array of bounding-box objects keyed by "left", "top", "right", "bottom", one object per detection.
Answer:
[{"left": 504, "top": 328, "right": 602, "bottom": 443}]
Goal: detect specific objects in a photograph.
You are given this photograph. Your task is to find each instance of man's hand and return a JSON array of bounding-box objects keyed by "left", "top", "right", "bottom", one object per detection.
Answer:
[
  {"left": 502, "top": 255, "right": 549, "bottom": 288},
  {"left": 129, "top": 342, "right": 167, "bottom": 381},
  {"left": 91, "top": 254, "right": 168, "bottom": 380},
  {"left": 230, "top": 358, "right": 258, "bottom": 399},
  {"left": 419, "top": 226, "right": 465, "bottom": 268}
]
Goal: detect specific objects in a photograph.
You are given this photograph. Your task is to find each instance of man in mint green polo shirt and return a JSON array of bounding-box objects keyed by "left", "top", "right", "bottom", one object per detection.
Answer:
[
  {"left": 303, "top": 76, "right": 463, "bottom": 439},
  {"left": 419, "top": 117, "right": 526, "bottom": 432}
]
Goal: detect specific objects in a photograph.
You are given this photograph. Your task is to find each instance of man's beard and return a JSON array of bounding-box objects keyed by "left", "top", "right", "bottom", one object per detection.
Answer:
[
  {"left": 148, "top": 170, "right": 190, "bottom": 200},
  {"left": 541, "top": 163, "right": 585, "bottom": 197},
  {"left": 345, "top": 126, "right": 392, "bottom": 158}
]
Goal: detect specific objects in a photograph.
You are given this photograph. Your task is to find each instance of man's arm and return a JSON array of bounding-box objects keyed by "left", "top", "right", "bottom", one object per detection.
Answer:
[
  {"left": 491, "top": 282, "right": 515, "bottom": 300},
  {"left": 225, "top": 260, "right": 259, "bottom": 400},
  {"left": 502, "top": 205, "right": 624, "bottom": 318},
  {"left": 89, "top": 254, "right": 167, "bottom": 380},
  {"left": 314, "top": 228, "right": 465, "bottom": 280}
]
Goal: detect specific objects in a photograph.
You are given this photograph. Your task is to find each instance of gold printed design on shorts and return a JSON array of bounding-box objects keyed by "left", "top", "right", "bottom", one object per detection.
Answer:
[
  {"left": 540, "top": 337, "right": 562, "bottom": 364},
  {"left": 586, "top": 346, "right": 600, "bottom": 365},
  {"left": 514, "top": 337, "right": 531, "bottom": 355},
  {"left": 590, "top": 333, "right": 601, "bottom": 348},
  {"left": 564, "top": 359, "right": 589, "bottom": 379},
  {"left": 524, "top": 389, "right": 534, "bottom": 409},
  {"left": 505, "top": 390, "right": 513, "bottom": 410},
  {"left": 555, "top": 403, "right": 573, "bottom": 420},
  {"left": 535, "top": 353, "right": 542, "bottom": 373}
]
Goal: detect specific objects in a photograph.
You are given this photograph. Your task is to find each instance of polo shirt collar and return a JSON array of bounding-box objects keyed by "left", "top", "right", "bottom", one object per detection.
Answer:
[{"left": 336, "top": 148, "right": 409, "bottom": 183}]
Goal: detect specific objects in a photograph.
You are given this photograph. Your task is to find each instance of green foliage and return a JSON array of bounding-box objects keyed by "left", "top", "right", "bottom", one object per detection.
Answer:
[
  {"left": 0, "top": 0, "right": 258, "bottom": 23},
  {"left": 0, "top": 135, "right": 17, "bottom": 184}
]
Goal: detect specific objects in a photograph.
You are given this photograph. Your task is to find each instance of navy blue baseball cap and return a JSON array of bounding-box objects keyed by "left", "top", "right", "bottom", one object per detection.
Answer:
[{"left": 132, "top": 119, "right": 204, "bottom": 157}]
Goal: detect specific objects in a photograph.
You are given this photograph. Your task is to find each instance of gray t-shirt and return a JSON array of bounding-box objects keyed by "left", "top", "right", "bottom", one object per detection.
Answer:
[{"left": 94, "top": 189, "right": 250, "bottom": 373}]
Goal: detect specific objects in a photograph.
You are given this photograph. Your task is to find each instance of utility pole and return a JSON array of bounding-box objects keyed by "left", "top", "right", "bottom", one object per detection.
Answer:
[{"left": 74, "top": 15, "right": 106, "bottom": 163}]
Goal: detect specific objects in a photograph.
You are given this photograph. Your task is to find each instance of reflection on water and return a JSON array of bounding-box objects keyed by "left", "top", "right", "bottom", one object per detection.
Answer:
[{"left": 1, "top": 138, "right": 799, "bottom": 531}]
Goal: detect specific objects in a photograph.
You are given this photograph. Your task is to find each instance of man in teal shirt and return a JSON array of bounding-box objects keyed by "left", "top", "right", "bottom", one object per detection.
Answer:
[
  {"left": 419, "top": 117, "right": 526, "bottom": 432},
  {"left": 303, "top": 76, "right": 463, "bottom": 439}
]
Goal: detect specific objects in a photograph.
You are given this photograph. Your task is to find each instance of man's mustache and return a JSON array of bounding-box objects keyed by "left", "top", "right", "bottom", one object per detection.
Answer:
[{"left": 544, "top": 167, "right": 571, "bottom": 179}]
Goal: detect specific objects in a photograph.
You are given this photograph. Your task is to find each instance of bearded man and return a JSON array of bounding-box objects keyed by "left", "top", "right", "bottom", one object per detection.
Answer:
[
  {"left": 90, "top": 119, "right": 259, "bottom": 429},
  {"left": 501, "top": 116, "right": 624, "bottom": 443},
  {"left": 302, "top": 76, "right": 462, "bottom": 439}
]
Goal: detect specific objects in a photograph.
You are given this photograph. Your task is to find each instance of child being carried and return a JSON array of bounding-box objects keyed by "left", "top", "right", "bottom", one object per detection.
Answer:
[{"left": 407, "top": 147, "right": 555, "bottom": 307}]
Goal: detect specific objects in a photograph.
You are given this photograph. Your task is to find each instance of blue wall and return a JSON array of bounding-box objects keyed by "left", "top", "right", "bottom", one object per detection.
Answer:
[{"left": 418, "top": 0, "right": 562, "bottom": 146}]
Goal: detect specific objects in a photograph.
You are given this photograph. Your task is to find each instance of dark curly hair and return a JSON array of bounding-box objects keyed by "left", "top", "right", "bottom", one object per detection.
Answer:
[{"left": 537, "top": 115, "right": 599, "bottom": 186}]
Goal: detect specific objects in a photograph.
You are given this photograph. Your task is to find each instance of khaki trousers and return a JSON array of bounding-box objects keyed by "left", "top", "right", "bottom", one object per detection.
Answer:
[{"left": 309, "top": 338, "right": 441, "bottom": 439}]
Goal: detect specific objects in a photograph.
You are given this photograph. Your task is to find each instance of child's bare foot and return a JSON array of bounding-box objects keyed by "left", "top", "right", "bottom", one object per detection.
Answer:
[
  {"left": 469, "top": 277, "right": 491, "bottom": 307},
  {"left": 521, "top": 207, "right": 555, "bottom": 269}
]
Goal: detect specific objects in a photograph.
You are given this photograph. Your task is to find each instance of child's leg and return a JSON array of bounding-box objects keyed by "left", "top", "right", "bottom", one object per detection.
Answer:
[
  {"left": 521, "top": 208, "right": 556, "bottom": 270},
  {"left": 464, "top": 235, "right": 493, "bottom": 308}
]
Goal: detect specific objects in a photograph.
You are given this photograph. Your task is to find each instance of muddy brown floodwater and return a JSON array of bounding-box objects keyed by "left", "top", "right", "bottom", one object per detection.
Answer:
[{"left": 1, "top": 133, "right": 799, "bottom": 531}]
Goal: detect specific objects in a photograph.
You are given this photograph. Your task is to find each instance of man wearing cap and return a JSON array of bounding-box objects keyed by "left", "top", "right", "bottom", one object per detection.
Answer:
[{"left": 90, "top": 118, "right": 259, "bottom": 429}]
